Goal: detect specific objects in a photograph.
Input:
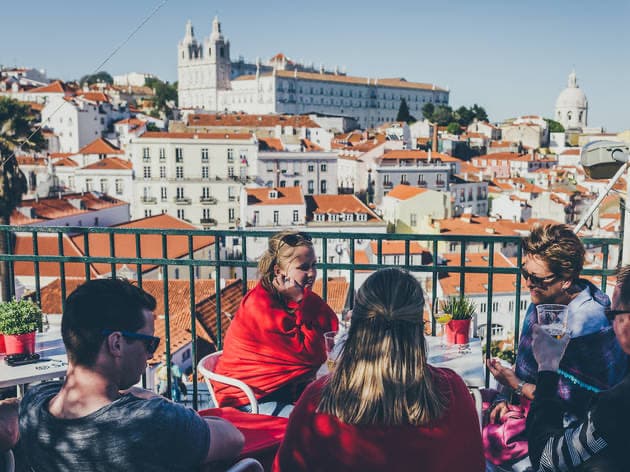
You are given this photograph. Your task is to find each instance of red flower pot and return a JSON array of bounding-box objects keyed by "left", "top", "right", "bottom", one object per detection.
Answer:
[
  {"left": 445, "top": 319, "right": 471, "bottom": 345},
  {"left": 0, "top": 334, "right": 5, "bottom": 354},
  {"left": 3, "top": 331, "right": 36, "bottom": 355}
]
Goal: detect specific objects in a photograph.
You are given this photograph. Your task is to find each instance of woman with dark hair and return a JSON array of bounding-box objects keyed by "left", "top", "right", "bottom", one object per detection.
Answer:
[
  {"left": 273, "top": 268, "right": 484, "bottom": 471},
  {"left": 214, "top": 231, "right": 338, "bottom": 417}
]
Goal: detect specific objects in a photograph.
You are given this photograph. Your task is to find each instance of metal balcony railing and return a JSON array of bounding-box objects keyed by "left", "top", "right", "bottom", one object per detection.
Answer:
[{"left": 0, "top": 225, "right": 620, "bottom": 409}]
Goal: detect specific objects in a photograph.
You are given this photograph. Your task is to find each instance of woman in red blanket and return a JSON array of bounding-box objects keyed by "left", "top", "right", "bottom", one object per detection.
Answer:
[
  {"left": 273, "top": 268, "right": 484, "bottom": 472},
  {"left": 214, "top": 231, "right": 338, "bottom": 417}
]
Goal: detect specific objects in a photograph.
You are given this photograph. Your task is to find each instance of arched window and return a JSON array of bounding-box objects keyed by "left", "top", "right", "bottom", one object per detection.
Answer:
[
  {"left": 578, "top": 111, "right": 583, "bottom": 122},
  {"left": 567, "top": 111, "right": 572, "bottom": 121}
]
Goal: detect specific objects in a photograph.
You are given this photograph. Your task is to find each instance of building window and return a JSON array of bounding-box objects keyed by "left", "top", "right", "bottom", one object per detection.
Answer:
[
  {"left": 508, "top": 301, "right": 515, "bottom": 312},
  {"left": 308, "top": 180, "right": 314, "bottom": 194},
  {"left": 160, "top": 166, "right": 166, "bottom": 179},
  {"left": 273, "top": 210, "right": 279, "bottom": 225},
  {"left": 202, "top": 187, "right": 210, "bottom": 198},
  {"left": 383, "top": 175, "right": 390, "bottom": 184},
  {"left": 115, "top": 179, "right": 123, "bottom": 195},
  {"left": 159, "top": 148, "right": 166, "bottom": 160},
  {"left": 161, "top": 187, "right": 167, "bottom": 201},
  {"left": 176, "top": 166, "right": 184, "bottom": 179},
  {"left": 177, "top": 209, "right": 185, "bottom": 220},
  {"left": 480, "top": 303, "right": 487, "bottom": 313},
  {"left": 228, "top": 208, "right": 235, "bottom": 222},
  {"left": 228, "top": 186, "right": 236, "bottom": 201},
  {"left": 202, "top": 208, "right": 211, "bottom": 219},
  {"left": 176, "top": 187, "right": 184, "bottom": 199},
  {"left": 100, "top": 179, "right": 108, "bottom": 193},
  {"left": 201, "top": 148, "right": 209, "bottom": 162},
  {"left": 142, "top": 147, "right": 150, "bottom": 161},
  {"left": 175, "top": 147, "right": 183, "bottom": 163},
  {"left": 144, "top": 209, "right": 152, "bottom": 218},
  {"left": 143, "top": 166, "right": 151, "bottom": 179},
  {"left": 85, "top": 178, "right": 93, "bottom": 191},
  {"left": 293, "top": 210, "right": 299, "bottom": 222},
  {"left": 410, "top": 213, "right": 417, "bottom": 227},
  {"left": 202, "top": 166, "right": 209, "bottom": 179},
  {"left": 228, "top": 166, "right": 234, "bottom": 178},
  {"left": 308, "top": 164, "right": 314, "bottom": 172},
  {"left": 227, "top": 148, "right": 234, "bottom": 163},
  {"left": 401, "top": 173, "right": 408, "bottom": 184},
  {"left": 294, "top": 180, "right": 300, "bottom": 187},
  {"left": 320, "top": 180, "right": 327, "bottom": 194},
  {"left": 321, "top": 163, "right": 327, "bottom": 172},
  {"left": 280, "top": 180, "right": 286, "bottom": 187},
  {"left": 492, "top": 301, "right": 499, "bottom": 312}
]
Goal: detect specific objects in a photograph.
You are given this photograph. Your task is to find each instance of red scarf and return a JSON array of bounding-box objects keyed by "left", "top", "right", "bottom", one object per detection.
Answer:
[{"left": 214, "top": 282, "right": 338, "bottom": 407}]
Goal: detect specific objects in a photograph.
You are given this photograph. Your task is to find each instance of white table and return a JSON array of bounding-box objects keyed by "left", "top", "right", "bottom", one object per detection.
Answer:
[{"left": 0, "top": 327, "right": 68, "bottom": 396}]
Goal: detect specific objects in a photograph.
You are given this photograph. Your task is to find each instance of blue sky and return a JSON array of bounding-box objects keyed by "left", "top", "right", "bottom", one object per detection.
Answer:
[{"left": 1, "top": 0, "right": 629, "bottom": 131}]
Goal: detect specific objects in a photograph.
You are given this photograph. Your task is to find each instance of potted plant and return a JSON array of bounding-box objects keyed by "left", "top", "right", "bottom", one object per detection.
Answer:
[
  {"left": 0, "top": 299, "right": 42, "bottom": 355},
  {"left": 440, "top": 296, "right": 476, "bottom": 345}
]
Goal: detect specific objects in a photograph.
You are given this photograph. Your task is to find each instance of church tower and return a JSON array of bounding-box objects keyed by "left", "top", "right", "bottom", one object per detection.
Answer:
[
  {"left": 177, "top": 17, "right": 231, "bottom": 111},
  {"left": 554, "top": 70, "right": 588, "bottom": 130}
]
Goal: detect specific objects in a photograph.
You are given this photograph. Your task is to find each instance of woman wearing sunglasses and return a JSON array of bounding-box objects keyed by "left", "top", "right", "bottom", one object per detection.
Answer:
[
  {"left": 484, "top": 224, "right": 627, "bottom": 470},
  {"left": 213, "top": 231, "right": 338, "bottom": 417}
]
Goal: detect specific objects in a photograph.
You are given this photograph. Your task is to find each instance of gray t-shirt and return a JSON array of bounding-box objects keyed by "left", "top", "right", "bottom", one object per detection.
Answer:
[{"left": 16, "top": 381, "right": 210, "bottom": 472}]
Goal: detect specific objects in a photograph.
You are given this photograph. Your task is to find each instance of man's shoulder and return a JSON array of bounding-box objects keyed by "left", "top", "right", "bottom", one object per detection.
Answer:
[{"left": 21, "top": 381, "right": 61, "bottom": 409}]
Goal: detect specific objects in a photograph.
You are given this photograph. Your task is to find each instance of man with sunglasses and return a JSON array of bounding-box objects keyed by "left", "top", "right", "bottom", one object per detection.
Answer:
[
  {"left": 484, "top": 224, "right": 627, "bottom": 470},
  {"left": 13, "top": 278, "right": 243, "bottom": 471},
  {"left": 527, "top": 265, "right": 630, "bottom": 471}
]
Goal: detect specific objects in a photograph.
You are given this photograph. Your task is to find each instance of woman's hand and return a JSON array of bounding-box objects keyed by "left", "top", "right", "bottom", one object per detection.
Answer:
[
  {"left": 488, "top": 400, "right": 509, "bottom": 424},
  {"left": 486, "top": 357, "right": 519, "bottom": 390},
  {"left": 273, "top": 273, "right": 305, "bottom": 304}
]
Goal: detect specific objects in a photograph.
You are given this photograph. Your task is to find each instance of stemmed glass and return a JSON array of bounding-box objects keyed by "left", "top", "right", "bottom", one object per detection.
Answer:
[{"left": 434, "top": 312, "right": 452, "bottom": 348}]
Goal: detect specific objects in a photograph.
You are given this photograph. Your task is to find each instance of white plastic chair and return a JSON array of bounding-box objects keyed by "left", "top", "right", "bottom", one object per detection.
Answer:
[
  {"left": 225, "top": 458, "right": 264, "bottom": 472},
  {"left": 198, "top": 351, "right": 259, "bottom": 414}
]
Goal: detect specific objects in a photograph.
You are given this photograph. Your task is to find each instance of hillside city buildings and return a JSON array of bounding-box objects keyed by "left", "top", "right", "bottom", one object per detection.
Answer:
[{"left": 2, "top": 16, "right": 626, "bottom": 353}]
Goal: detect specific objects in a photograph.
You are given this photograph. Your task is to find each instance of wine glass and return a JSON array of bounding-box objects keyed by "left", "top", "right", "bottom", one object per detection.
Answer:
[{"left": 434, "top": 312, "right": 452, "bottom": 348}]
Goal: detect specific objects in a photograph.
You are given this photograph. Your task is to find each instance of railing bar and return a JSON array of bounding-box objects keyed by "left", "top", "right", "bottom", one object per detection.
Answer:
[
  {"left": 349, "top": 238, "right": 355, "bottom": 308},
  {"left": 431, "top": 240, "right": 439, "bottom": 336},
  {"left": 161, "top": 233, "right": 172, "bottom": 400},
  {"left": 404, "top": 240, "right": 410, "bottom": 270},
  {"left": 514, "top": 243, "right": 524, "bottom": 354},
  {"left": 459, "top": 240, "right": 466, "bottom": 296},
  {"left": 601, "top": 243, "right": 609, "bottom": 293},
  {"left": 83, "top": 232, "right": 91, "bottom": 281},
  {"left": 377, "top": 239, "right": 382, "bottom": 266},
  {"left": 32, "top": 232, "right": 42, "bottom": 326},
  {"left": 241, "top": 235, "right": 248, "bottom": 296},
  {"left": 214, "top": 241, "right": 222, "bottom": 349},
  {"left": 5, "top": 229, "right": 16, "bottom": 298},
  {"left": 135, "top": 233, "right": 143, "bottom": 288},
  {"left": 57, "top": 233, "right": 67, "bottom": 314},
  {"left": 321, "top": 237, "right": 328, "bottom": 300},
  {"left": 485, "top": 242, "right": 495, "bottom": 388},
  {"left": 188, "top": 234, "right": 198, "bottom": 410},
  {"left": 109, "top": 232, "right": 116, "bottom": 279}
]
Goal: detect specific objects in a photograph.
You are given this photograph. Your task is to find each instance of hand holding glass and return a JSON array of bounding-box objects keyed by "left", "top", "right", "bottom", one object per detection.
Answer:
[
  {"left": 324, "top": 331, "right": 341, "bottom": 371},
  {"left": 536, "top": 304, "right": 569, "bottom": 339}
]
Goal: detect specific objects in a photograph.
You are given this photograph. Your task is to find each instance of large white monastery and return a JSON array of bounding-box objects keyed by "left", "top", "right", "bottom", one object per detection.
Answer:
[
  {"left": 554, "top": 70, "right": 588, "bottom": 131},
  {"left": 177, "top": 17, "right": 450, "bottom": 129}
]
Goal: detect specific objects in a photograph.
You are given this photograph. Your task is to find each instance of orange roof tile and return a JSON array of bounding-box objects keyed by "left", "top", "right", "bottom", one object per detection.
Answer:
[
  {"left": 10, "top": 193, "right": 126, "bottom": 224},
  {"left": 140, "top": 132, "right": 253, "bottom": 140},
  {"left": 16, "top": 156, "right": 47, "bottom": 166},
  {"left": 258, "top": 137, "right": 284, "bottom": 151},
  {"left": 76, "top": 91, "right": 109, "bottom": 103},
  {"left": 436, "top": 216, "right": 533, "bottom": 236},
  {"left": 78, "top": 137, "right": 123, "bottom": 155},
  {"left": 187, "top": 113, "right": 320, "bottom": 129},
  {"left": 29, "top": 80, "right": 67, "bottom": 94},
  {"left": 386, "top": 185, "right": 428, "bottom": 200},
  {"left": 81, "top": 157, "right": 132, "bottom": 170},
  {"left": 70, "top": 214, "right": 215, "bottom": 275},
  {"left": 381, "top": 150, "right": 461, "bottom": 162},
  {"left": 246, "top": 187, "right": 304, "bottom": 205},
  {"left": 560, "top": 148, "right": 581, "bottom": 155},
  {"left": 52, "top": 157, "right": 79, "bottom": 167},
  {"left": 369, "top": 240, "right": 429, "bottom": 255},
  {"left": 308, "top": 195, "right": 380, "bottom": 221}
]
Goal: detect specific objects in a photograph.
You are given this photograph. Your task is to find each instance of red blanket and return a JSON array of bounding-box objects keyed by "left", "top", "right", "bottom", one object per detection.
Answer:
[{"left": 214, "top": 282, "right": 338, "bottom": 407}]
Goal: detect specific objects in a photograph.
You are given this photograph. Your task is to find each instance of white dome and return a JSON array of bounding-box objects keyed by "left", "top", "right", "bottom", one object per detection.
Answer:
[{"left": 556, "top": 87, "right": 587, "bottom": 109}]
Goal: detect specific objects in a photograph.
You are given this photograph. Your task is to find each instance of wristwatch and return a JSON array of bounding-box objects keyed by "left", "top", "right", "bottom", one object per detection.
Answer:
[{"left": 514, "top": 380, "right": 526, "bottom": 396}]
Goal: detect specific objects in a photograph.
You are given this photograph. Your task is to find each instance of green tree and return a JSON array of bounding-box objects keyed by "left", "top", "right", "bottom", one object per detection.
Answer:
[
  {"left": 145, "top": 78, "right": 178, "bottom": 119},
  {"left": 455, "top": 106, "right": 474, "bottom": 126},
  {"left": 447, "top": 122, "right": 462, "bottom": 135},
  {"left": 544, "top": 118, "right": 565, "bottom": 133},
  {"left": 421, "top": 103, "right": 435, "bottom": 121},
  {"left": 79, "top": 71, "right": 113, "bottom": 86},
  {"left": 471, "top": 104, "right": 488, "bottom": 122},
  {"left": 0, "top": 98, "right": 44, "bottom": 301},
  {"left": 396, "top": 98, "right": 416, "bottom": 123},
  {"left": 432, "top": 105, "right": 453, "bottom": 126}
]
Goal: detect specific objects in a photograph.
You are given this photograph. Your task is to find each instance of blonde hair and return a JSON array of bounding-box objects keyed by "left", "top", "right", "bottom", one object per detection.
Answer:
[
  {"left": 318, "top": 268, "right": 447, "bottom": 426},
  {"left": 522, "top": 223, "right": 584, "bottom": 280},
  {"left": 258, "top": 231, "right": 314, "bottom": 292}
]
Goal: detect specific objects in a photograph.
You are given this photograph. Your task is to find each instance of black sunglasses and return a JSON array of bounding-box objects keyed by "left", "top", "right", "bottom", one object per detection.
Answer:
[
  {"left": 520, "top": 268, "right": 559, "bottom": 287},
  {"left": 605, "top": 309, "right": 630, "bottom": 322},
  {"left": 102, "top": 329, "right": 161, "bottom": 355},
  {"left": 281, "top": 232, "right": 312, "bottom": 246}
]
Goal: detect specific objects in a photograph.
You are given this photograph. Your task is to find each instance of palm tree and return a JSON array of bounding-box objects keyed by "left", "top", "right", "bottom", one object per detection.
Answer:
[{"left": 0, "top": 97, "right": 44, "bottom": 301}]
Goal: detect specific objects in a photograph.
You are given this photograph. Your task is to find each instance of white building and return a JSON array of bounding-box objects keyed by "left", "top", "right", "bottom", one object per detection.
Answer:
[
  {"left": 555, "top": 71, "right": 588, "bottom": 130},
  {"left": 177, "top": 18, "right": 449, "bottom": 129},
  {"left": 113, "top": 72, "right": 156, "bottom": 87},
  {"left": 257, "top": 151, "right": 338, "bottom": 195},
  {"left": 243, "top": 186, "right": 306, "bottom": 228},
  {"left": 128, "top": 131, "right": 258, "bottom": 227}
]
